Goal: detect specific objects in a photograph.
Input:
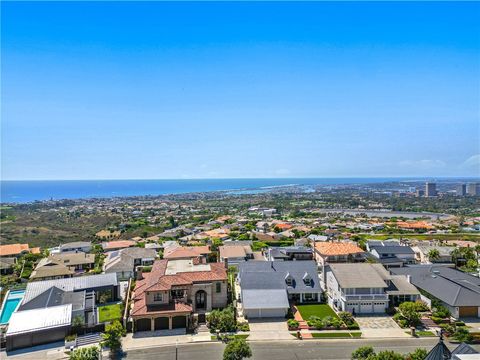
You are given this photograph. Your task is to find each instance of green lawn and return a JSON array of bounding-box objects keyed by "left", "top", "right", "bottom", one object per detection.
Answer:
[
  {"left": 311, "top": 332, "right": 362, "bottom": 338},
  {"left": 98, "top": 303, "right": 123, "bottom": 323},
  {"left": 296, "top": 304, "right": 339, "bottom": 320},
  {"left": 211, "top": 334, "right": 249, "bottom": 341},
  {"left": 415, "top": 330, "right": 436, "bottom": 337}
]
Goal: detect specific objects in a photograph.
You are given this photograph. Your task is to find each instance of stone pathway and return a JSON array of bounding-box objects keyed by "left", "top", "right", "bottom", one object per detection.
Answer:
[{"left": 355, "top": 316, "right": 410, "bottom": 338}]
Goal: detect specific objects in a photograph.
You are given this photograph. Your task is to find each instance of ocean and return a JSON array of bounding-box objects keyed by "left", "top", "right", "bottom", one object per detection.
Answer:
[{"left": 1, "top": 178, "right": 410, "bottom": 203}]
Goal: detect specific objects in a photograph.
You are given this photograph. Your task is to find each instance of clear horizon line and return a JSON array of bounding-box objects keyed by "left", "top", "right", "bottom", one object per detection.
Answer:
[{"left": 2, "top": 176, "right": 479, "bottom": 182}]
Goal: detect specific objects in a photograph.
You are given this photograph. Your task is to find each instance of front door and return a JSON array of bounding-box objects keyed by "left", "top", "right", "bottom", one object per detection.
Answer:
[{"left": 195, "top": 290, "right": 207, "bottom": 310}]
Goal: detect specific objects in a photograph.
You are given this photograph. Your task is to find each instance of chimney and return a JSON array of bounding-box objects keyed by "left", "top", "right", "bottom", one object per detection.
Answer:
[{"left": 136, "top": 267, "right": 143, "bottom": 280}]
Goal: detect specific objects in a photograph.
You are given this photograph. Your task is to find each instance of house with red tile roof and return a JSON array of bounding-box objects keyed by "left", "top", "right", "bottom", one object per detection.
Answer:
[
  {"left": 130, "top": 258, "right": 227, "bottom": 332},
  {"left": 0, "top": 244, "right": 40, "bottom": 257},
  {"left": 102, "top": 240, "right": 137, "bottom": 252},
  {"left": 313, "top": 241, "right": 365, "bottom": 267}
]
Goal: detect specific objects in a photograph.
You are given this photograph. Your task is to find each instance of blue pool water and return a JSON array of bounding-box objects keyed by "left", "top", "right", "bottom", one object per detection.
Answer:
[{"left": 0, "top": 290, "right": 25, "bottom": 324}]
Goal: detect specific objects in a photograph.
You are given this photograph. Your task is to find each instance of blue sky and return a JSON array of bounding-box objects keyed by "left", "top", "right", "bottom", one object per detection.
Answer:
[{"left": 2, "top": 1, "right": 479, "bottom": 180}]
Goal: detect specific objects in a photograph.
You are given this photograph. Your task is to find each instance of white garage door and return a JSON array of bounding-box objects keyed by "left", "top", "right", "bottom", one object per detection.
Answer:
[
  {"left": 360, "top": 302, "right": 373, "bottom": 314},
  {"left": 373, "top": 303, "right": 386, "bottom": 313},
  {"left": 245, "top": 308, "right": 286, "bottom": 318}
]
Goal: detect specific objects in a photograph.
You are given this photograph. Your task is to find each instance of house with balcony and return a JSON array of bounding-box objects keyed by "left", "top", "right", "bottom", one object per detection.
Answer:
[
  {"left": 237, "top": 261, "right": 322, "bottom": 318},
  {"left": 391, "top": 265, "right": 480, "bottom": 318},
  {"left": 6, "top": 273, "right": 118, "bottom": 351},
  {"left": 265, "top": 246, "right": 314, "bottom": 261},
  {"left": 326, "top": 263, "right": 415, "bottom": 314},
  {"left": 130, "top": 258, "right": 228, "bottom": 332},
  {"left": 103, "top": 247, "right": 157, "bottom": 280},
  {"left": 368, "top": 244, "right": 416, "bottom": 268},
  {"left": 30, "top": 252, "right": 95, "bottom": 281},
  {"left": 313, "top": 242, "right": 365, "bottom": 267}
]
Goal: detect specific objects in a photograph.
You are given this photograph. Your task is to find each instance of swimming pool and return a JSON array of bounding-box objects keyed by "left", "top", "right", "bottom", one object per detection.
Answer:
[{"left": 0, "top": 290, "right": 25, "bottom": 325}]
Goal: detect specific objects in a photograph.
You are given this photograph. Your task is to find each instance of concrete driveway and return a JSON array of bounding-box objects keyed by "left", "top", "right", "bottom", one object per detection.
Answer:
[
  {"left": 247, "top": 318, "right": 292, "bottom": 340},
  {"left": 355, "top": 315, "right": 410, "bottom": 338}
]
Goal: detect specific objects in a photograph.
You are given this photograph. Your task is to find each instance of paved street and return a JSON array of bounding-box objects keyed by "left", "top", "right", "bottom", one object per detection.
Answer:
[{"left": 122, "top": 338, "right": 471, "bottom": 360}]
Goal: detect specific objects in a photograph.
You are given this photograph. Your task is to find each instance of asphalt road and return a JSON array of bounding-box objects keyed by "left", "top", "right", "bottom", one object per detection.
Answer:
[{"left": 122, "top": 338, "right": 468, "bottom": 360}]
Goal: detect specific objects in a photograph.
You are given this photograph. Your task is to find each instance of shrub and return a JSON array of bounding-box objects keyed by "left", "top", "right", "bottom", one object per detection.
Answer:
[
  {"left": 69, "top": 346, "right": 100, "bottom": 360},
  {"left": 330, "top": 317, "right": 343, "bottom": 330},
  {"left": 348, "top": 323, "right": 360, "bottom": 330},
  {"left": 432, "top": 305, "right": 450, "bottom": 319},
  {"left": 338, "top": 311, "right": 355, "bottom": 326},
  {"left": 223, "top": 338, "right": 252, "bottom": 360},
  {"left": 398, "top": 302, "right": 420, "bottom": 326},
  {"left": 287, "top": 319, "right": 299, "bottom": 329},
  {"left": 237, "top": 322, "right": 250, "bottom": 332},
  {"left": 307, "top": 316, "right": 325, "bottom": 330},
  {"left": 406, "top": 348, "right": 428, "bottom": 360},
  {"left": 453, "top": 327, "right": 473, "bottom": 343},
  {"left": 207, "top": 307, "right": 236, "bottom": 333},
  {"left": 285, "top": 308, "right": 294, "bottom": 319},
  {"left": 413, "top": 300, "right": 429, "bottom": 312},
  {"left": 455, "top": 321, "right": 465, "bottom": 327},
  {"left": 351, "top": 346, "right": 375, "bottom": 360}
]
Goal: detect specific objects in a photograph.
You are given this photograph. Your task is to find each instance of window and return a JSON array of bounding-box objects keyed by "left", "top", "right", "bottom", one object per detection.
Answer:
[
  {"left": 286, "top": 278, "right": 293, "bottom": 286},
  {"left": 216, "top": 282, "right": 221, "bottom": 293},
  {"left": 153, "top": 293, "right": 163, "bottom": 302},
  {"left": 171, "top": 289, "right": 185, "bottom": 299}
]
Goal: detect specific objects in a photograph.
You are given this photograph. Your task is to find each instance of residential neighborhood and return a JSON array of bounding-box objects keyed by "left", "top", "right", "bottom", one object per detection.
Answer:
[{"left": 0, "top": 181, "right": 479, "bottom": 359}]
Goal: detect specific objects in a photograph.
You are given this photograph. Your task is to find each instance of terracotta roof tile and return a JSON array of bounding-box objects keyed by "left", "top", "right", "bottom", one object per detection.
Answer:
[{"left": 314, "top": 242, "right": 364, "bottom": 256}]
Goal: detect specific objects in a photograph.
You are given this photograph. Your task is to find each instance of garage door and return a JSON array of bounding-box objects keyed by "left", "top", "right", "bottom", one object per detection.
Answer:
[
  {"left": 154, "top": 317, "right": 169, "bottom": 330},
  {"left": 11, "top": 334, "right": 33, "bottom": 350},
  {"left": 360, "top": 302, "right": 373, "bottom": 314},
  {"left": 459, "top": 307, "right": 478, "bottom": 317},
  {"left": 135, "top": 318, "right": 151, "bottom": 332},
  {"left": 172, "top": 316, "right": 186, "bottom": 329},
  {"left": 245, "top": 308, "right": 286, "bottom": 318},
  {"left": 373, "top": 303, "right": 386, "bottom": 314}
]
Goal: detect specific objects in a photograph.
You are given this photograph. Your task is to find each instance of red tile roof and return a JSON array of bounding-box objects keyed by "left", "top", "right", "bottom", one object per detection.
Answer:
[
  {"left": 0, "top": 244, "right": 33, "bottom": 257},
  {"left": 131, "top": 259, "right": 227, "bottom": 317}
]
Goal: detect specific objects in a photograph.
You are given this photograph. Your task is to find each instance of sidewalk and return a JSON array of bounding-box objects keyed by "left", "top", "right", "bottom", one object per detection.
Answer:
[{"left": 122, "top": 330, "right": 211, "bottom": 351}]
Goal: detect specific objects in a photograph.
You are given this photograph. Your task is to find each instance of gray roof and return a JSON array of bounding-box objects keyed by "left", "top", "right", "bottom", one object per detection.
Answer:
[
  {"left": 425, "top": 339, "right": 451, "bottom": 360},
  {"left": 328, "top": 263, "right": 388, "bottom": 289},
  {"left": 242, "top": 289, "right": 289, "bottom": 310},
  {"left": 239, "top": 261, "right": 320, "bottom": 293},
  {"left": 60, "top": 241, "right": 92, "bottom": 250},
  {"left": 22, "top": 273, "right": 118, "bottom": 305},
  {"left": 19, "top": 286, "right": 85, "bottom": 312},
  {"left": 452, "top": 343, "right": 479, "bottom": 359},
  {"left": 391, "top": 265, "right": 480, "bottom": 307},
  {"left": 104, "top": 247, "right": 157, "bottom": 273},
  {"left": 371, "top": 245, "right": 415, "bottom": 255}
]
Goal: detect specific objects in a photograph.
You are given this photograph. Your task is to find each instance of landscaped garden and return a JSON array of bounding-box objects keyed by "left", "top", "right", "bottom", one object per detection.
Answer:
[
  {"left": 296, "top": 304, "right": 339, "bottom": 320},
  {"left": 291, "top": 304, "right": 360, "bottom": 331},
  {"left": 98, "top": 303, "right": 123, "bottom": 323}
]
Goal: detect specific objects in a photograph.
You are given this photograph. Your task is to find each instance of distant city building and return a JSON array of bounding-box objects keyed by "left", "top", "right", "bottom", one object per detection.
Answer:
[
  {"left": 466, "top": 183, "right": 480, "bottom": 196},
  {"left": 415, "top": 189, "right": 425, "bottom": 198},
  {"left": 456, "top": 184, "right": 467, "bottom": 196},
  {"left": 425, "top": 182, "right": 437, "bottom": 197}
]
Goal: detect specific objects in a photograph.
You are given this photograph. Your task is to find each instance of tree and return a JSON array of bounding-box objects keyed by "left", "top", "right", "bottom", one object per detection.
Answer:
[
  {"left": 207, "top": 306, "right": 236, "bottom": 333},
  {"left": 101, "top": 320, "right": 126, "bottom": 358},
  {"left": 69, "top": 346, "right": 100, "bottom": 360},
  {"left": 450, "top": 248, "right": 462, "bottom": 268},
  {"left": 223, "top": 338, "right": 252, "bottom": 360},
  {"left": 398, "top": 302, "right": 420, "bottom": 326},
  {"left": 406, "top": 348, "right": 428, "bottom": 360},
  {"left": 374, "top": 350, "right": 405, "bottom": 360},
  {"left": 72, "top": 315, "right": 85, "bottom": 334},
  {"left": 427, "top": 249, "right": 440, "bottom": 262},
  {"left": 351, "top": 346, "right": 375, "bottom": 360},
  {"left": 453, "top": 327, "right": 473, "bottom": 343}
]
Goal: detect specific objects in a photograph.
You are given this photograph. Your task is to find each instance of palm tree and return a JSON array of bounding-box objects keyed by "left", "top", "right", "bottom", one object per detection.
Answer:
[
  {"left": 428, "top": 249, "right": 440, "bottom": 263},
  {"left": 450, "top": 248, "right": 462, "bottom": 268}
]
